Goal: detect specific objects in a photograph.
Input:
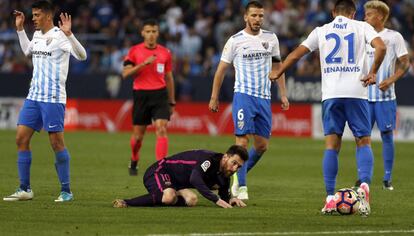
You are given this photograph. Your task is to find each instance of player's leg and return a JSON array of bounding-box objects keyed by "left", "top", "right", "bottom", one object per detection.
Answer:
[
  {"left": 232, "top": 135, "right": 249, "bottom": 198},
  {"left": 130, "top": 125, "right": 147, "bottom": 175},
  {"left": 4, "top": 100, "right": 41, "bottom": 201},
  {"left": 245, "top": 97, "right": 271, "bottom": 174},
  {"left": 176, "top": 189, "right": 198, "bottom": 207},
  {"left": 232, "top": 93, "right": 255, "bottom": 199},
  {"left": 130, "top": 90, "right": 151, "bottom": 175},
  {"left": 346, "top": 98, "right": 373, "bottom": 216},
  {"left": 321, "top": 99, "right": 346, "bottom": 214},
  {"left": 154, "top": 119, "right": 169, "bottom": 161},
  {"left": 41, "top": 102, "right": 73, "bottom": 202},
  {"left": 152, "top": 89, "right": 171, "bottom": 161},
  {"left": 375, "top": 100, "right": 396, "bottom": 190}
]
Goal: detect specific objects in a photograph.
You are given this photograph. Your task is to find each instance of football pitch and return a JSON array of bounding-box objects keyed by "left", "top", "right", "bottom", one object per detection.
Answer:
[{"left": 1, "top": 130, "right": 414, "bottom": 236}]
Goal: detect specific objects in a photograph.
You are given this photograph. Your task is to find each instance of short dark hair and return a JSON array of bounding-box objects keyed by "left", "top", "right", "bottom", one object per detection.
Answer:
[
  {"left": 334, "top": 0, "right": 356, "bottom": 15},
  {"left": 226, "top": 145, "right": 248, "bottom": 162},
  {"left": 245, "top": 1, "right": 264, "bottom": 12},
  {"left": 143, "top": 19, "right": 158, "bottom": 27},
  {"left": 31, "top": 0, "right": 54, "bottom": 14}
]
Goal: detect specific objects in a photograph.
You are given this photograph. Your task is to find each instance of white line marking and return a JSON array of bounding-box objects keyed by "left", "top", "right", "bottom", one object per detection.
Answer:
[{"left": 146, "top": 229, "right": 414, "bottom": 236}]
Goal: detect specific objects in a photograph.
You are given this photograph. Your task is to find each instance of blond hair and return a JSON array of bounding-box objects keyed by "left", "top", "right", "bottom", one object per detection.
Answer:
[{"left": 364, "top": 0, "right": 390, "bottom": 23}]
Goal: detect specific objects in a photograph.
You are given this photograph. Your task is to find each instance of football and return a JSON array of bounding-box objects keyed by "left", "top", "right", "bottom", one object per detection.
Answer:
[{"left": 334, "top": 188, "right": 360, "bottom": 215}]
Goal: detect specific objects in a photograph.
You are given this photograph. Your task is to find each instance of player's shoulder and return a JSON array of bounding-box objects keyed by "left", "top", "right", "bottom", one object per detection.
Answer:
[
  {"left": 383, "top": 28, "right": 404, "bottom": 38},
  {"left": 128, "top": 43, "right": 144, "bottom": 52},
  {"left": 231, "top": 30, "right": 244, "bottom": 39},
  {"left": 157, "top": 44, "right": 172, "bottom": 54}
]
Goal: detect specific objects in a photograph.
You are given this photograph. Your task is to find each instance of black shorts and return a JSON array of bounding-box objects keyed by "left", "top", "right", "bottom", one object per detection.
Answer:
[
  {"left": 143, "top": 161, "right": 175, "bottom": 194},
  {"left": 132, "top": 88, "right": 171, "bottom": 125}
]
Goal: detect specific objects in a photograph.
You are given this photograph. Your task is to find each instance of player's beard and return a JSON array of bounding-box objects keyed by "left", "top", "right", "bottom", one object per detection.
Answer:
[{"left": 248, "top": 21, "right": 261, "bottom": 33}]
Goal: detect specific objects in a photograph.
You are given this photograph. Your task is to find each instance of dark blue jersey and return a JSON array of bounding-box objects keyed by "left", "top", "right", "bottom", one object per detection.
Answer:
[{"left": 155, "top": 150, "right": 231, "bottom": 203}]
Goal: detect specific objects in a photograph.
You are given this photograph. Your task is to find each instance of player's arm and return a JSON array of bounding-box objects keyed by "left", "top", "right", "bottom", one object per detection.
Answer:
[
  {"left": 58, "top": 13, "right": 87, "bottom": 60},
  {"left": 269, "top": 46, "right": 310, "bottom": 82},
  {"left": 362, "top": 37, "right": 386, "bottom": 86},
  {"left": 209, "top": 61, "right": 231, "bottom": 113},
  {"left": 189, "top": 168, "right": 232, "bottom": 208},
  {"left": 271, "top": 61, "right": 289, "bottom": 111},
  {"left": 379, "top": 54, "right": 410, "bottom": 91},
  {"left": 165, "top": 71, "right": 176, "bottom": 107},
  {"left": 13, "top": 10, "right": 31, "bottom": 56},
  {"left": 122, "top": 55, "right": 156, "bottom": 79},
  {"left": 218, "top": 183, "right": 246, "bottom": 208}
]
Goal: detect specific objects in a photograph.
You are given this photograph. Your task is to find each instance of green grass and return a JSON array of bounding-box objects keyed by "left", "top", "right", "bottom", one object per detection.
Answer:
[{"left": 1, "top": 130, "right": 414, "bottom": 236}]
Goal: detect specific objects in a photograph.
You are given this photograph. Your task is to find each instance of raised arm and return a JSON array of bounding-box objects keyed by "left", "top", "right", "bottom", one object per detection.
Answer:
[
  {"left": 59, "top": 12, "right": 87, "bottom": 61},
  {"left": 13, "top": 10, "right": 31, "bottom": 56}
]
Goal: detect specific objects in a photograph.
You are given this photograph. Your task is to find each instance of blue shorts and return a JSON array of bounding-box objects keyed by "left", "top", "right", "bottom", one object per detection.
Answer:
[
  {"left": 322, "top": 98, "right": 371, "bottom": 137},
  {"left": 18, "top": 99, "right": 65, "bottom": 132},
  {"left": 232, "top": 92, "right": 272, "bottom": 138},
  {"left": 369, "top": 100, "right": 396, "bottom": 132}
]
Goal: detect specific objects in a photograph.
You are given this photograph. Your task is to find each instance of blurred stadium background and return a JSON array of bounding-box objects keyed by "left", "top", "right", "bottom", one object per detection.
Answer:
[
  {"left": 1, "top": 0, "right": 414, "bottom": 141},
  {"left": 1, "top": 0, "right": 414, "bottom": 140}
]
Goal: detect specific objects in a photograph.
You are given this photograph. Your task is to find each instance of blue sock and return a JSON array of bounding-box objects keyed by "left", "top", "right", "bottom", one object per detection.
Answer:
[
  {"left": 246, "top": 148, "right": 263, "bottom": 172},
  {"left": 237, "top": 161, "right": 247, "bottom": 187},
  {"left": 55, "top": 149, "right": 71, "bottom": 193},
  {"left": 381, "top": 131, "right": 394, "bottom": 181},
  {"left": 323, "top": 149, "right": 338, "bottom": 195},
  {"left": 18, "top": 151, "right": 32, "bottom": 191},
  {"left": 356, "top": 145, "right": 374, "bottom": 184},
  {"left": 237, "top": 148, "right": 264, "bottom": 187}
]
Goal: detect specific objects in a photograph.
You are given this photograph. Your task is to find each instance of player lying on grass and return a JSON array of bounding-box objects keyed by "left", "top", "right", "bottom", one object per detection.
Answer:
[{"left": 113, "top": 145, "right": 248, "bottom": 208}]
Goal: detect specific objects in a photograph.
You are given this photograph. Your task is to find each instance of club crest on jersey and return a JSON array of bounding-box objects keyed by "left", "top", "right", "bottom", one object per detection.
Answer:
[
  {"left": 262, "top": 42, "right": 269, "bottom": 49},
  {"left": 46, "top": 38, "right": 53, "bottom": 46},
  {"left": 201, "top": 160, "right": 211, "bottom": 172},
  {"left": 237, "top": 121, "right": 244, "bottom": 130}
]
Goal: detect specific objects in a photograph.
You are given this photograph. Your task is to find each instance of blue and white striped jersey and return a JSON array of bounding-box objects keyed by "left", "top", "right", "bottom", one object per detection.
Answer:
[
  {"left": 366, "top": 28, "right": 408, "bottom": 102},
  {"left": 221, "top": 29, "right": 280, "bottom": 99},
  {"left": 24, "top": 27, "right": 74, "bottom": 104}
]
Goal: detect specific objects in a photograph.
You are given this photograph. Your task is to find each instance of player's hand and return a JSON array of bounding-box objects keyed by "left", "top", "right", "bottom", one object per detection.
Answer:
[
  {"left": 13, "top": 10, "right": 25, "bottom": 31},
  {"left": 280, "top": 95, "right": 289, "bottom": 111},
  {"left": 269, "top": 70, "right": 281, "bottom": 82},
  {"left": 144, "top": 55, "right": 156, "bottom": 65},
  {"left": 361, "top": 73, "right": 376, "bottom": 87},
  {"left": 379, "top": 78, "right": 393, "bottom": 91},
  {"left": 208, "top": 97, "right": 219, "bottom": 113},
  {"left": 59, "top": 12, "right": 72, "bottom": 36},
  {"left": 216, "top": 199, "right": 233, "bottom": 208},
  {"left": 229, "top": 198, "right": 246, "bottom": 207}
]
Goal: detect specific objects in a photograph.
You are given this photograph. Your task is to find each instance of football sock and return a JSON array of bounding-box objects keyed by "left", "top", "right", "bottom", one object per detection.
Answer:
[
  {"left": 381, "top": 131, "right": 394, "bottom": 181},
  {"left": 17, "top": 150, "right": 32, "bottom": 191},
  {"left": 237, "top": 162, "right": 247, "bottom": 187},
  {"left": 55, "top": 149, "right": 71, "bottom": 193},
  {"left": 155, "top": 137, "right": 168, "bottom": 161},
  {"left": 356, "top": 145, "right": 374, "bottom": 184},
  {"left": 323, "top": 149, "right": 338, "bottom": 195},
  {"left": 125, "top": 193, "right": 162, "bottom": 206},
  {"left": 130, "top": 136, "right": 142, "bottom": 162},
  {"left": 237, "top": 148, "right": 263, "bottom": 187},
  {"left": 246, "top": 148, "right": 263, "bottom": 172}
]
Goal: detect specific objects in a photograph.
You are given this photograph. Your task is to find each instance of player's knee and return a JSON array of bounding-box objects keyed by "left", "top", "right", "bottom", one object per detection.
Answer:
[
  {"left": 185, "top": 195, "right": 198, "bottom": 207},
  {"left": 255, "top": 143, "right": 268, "bottom": 154},
  {"left": 15, "top": 135, "right": 30, "bottom": 149},
  {"left": 356, "top": 136, "right": 371, "bottom": 147},
  {"left": 155, "top": 126, "right": 168, "bottom": 137},
  {"left": 50, "top": 140, "right": 65, "bottom": 152}
]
